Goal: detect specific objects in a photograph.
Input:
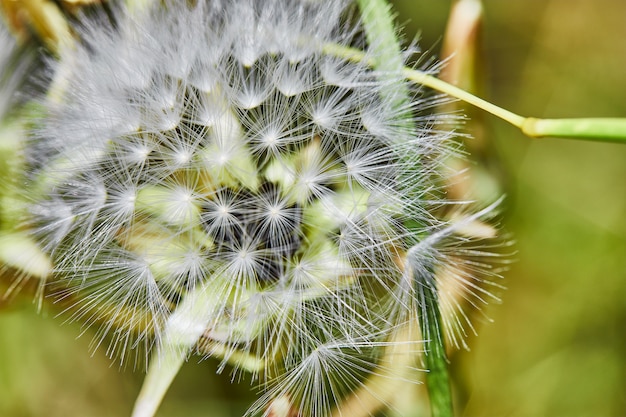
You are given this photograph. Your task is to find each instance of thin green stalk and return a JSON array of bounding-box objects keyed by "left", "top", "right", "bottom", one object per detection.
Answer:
[
  {"left": 132, "top": 282, "right": 222, "bottom": 417},
  {"left": 402, "top": 68, "right": 525, "bottom": 128},
  {"left": 353, "top": 0, "right": 422, "bottom": 215},
  {"left": 132, "top": 346, "right": 187, "bottom": 417},
  {"left": 322, "top": 43, "right": 626, "bottom": 143},
  {"left": 355, "top": 1, "right": 454, "bottom": 417},
  {"left": 132, "top": 278, "right": 269, "bottom": 417},
  {"left": 355, "top": 0, "right": 411, "bottom": 111},
  {"left": 521, "top": 117, "right": 626, "bottom": 142},
  {"left": 419, "top": 285, "right": 454, "bottom": 417}
]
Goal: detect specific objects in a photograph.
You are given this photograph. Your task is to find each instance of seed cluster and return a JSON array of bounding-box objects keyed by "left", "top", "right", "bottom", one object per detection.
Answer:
[{"left": 20, "top": 1, "right": 496, "bottom": 415}]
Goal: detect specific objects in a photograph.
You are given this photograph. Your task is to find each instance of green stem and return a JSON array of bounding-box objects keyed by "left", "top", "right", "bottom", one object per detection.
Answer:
[
  {"left": 521, "top": 117, "right": 626, "bottom": 142},
  {"left": 355, "top": 1, "right": 454, "bottom": 417},
  {"left": 402, "top": 68, "right": 525, "bottom": 128},
  {"left": 355, "top": 0, "right": 411, "bottom": 110},
  {"left": 355, "top": 0, "right": 415, "bottom": 140},
  {"left": 132, "top": 282, "right": 223, "bottom": 417},
  {"left": 322, "top": 43, "right": 626, "bottom": 143},
  {"left": 132, "top": 346, "right": 187, "bottom": 417},
  {"left": 419, "top": 284, "right": 454, "bottom": 417}
]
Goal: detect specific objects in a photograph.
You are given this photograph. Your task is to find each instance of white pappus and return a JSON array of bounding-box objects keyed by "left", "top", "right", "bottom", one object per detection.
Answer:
[{"left": 12, "top": 0, "right": 505, "bottom": 416}]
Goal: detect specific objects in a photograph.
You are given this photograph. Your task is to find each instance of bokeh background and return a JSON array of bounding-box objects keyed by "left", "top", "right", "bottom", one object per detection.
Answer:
[
  {"left": 392, "top": 1, "right": 626, "bottom": 416},
  {"left": 1, "top": 1, "right": 624, "bottom": 416}
]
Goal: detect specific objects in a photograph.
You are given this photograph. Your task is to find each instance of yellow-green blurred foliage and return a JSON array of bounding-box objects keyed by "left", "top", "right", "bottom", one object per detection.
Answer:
[{"left": 1, "top": 1, "right": 624, "bottom": 416}]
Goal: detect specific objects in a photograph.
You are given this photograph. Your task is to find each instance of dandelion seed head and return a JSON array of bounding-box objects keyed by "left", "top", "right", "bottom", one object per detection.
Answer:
[{"left": 18, "top": 0, "right": 505, "bottom": 414}]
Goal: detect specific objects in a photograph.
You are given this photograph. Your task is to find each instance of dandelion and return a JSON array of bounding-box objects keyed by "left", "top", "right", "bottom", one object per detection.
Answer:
[{"left": 7, "top": 0, "right": 504, "bottom": 415}]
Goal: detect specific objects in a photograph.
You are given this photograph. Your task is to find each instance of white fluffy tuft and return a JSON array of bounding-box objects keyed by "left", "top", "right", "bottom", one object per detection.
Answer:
[{"left": 15, "top": 1, "right": 505, "bottom": 415}]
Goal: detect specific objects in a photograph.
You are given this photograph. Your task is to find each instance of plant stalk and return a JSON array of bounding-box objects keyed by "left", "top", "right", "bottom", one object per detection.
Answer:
[
  {"left": 355, "top": 2, "right": 455, "bottom": 417},
  {"left": 322, "top": 43, "right": 626, "bottom": 143},
  {"left": 419, "top": 284, "right": 454, "bottom": 417}
]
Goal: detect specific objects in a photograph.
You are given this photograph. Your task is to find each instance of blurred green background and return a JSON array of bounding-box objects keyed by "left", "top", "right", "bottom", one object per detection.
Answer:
[
  {"left": 392, "top": 0, "right": 626, "bottom": 416},
  {"left": 1, "top": 1, "right": 625, "bottom": 416}
]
